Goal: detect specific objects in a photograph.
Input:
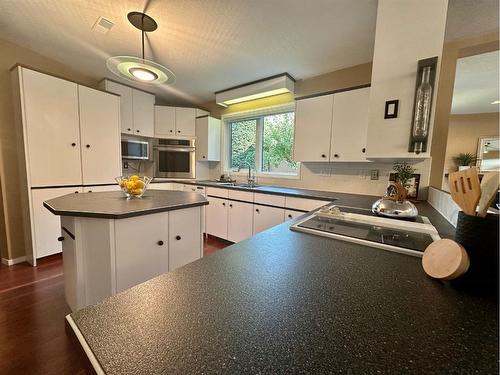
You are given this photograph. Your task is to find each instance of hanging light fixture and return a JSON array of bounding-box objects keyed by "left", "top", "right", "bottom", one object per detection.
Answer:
[{"left": 107, "top": 11, "right": 175, "bottom": 85}]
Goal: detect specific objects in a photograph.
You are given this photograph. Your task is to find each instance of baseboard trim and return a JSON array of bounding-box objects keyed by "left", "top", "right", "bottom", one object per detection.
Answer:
[{"left": 1, "top": 256, "right": 27, "bottom": 266}]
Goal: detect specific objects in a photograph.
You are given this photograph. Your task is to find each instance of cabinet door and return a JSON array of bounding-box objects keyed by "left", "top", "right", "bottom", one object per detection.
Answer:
[
  {"left": 21, "top": 68, "right": 82, "bottom": 186},
  {"left": 175, "top": 107, "right": 196, "bottom": 136},
  {"left": 132, "top": 89, "right": 155, "bottom": 137},
  {"left": 330, "top": 87, "right": 370, "bottom": 162},
  {"left": 83, "top": 185, "right": 120, "bottom": 193},
  {"left": 115, "top": 212, "right": 169, "bottom": 292},
  {"left": 103, "top": 80, "right": 133, "bottom": 134},
  {"left": 31, "top": 187, "right": 82, "bottom": 259},
  {"left": 253, "top": 205, "right": 284, "bottom": 234},
  {"left": 195, "top": 117, "right": 208, "bottom": 161},
  {"left": 227, "top": 201, "right": 254, "bottom": 243},
  {"left": 79, "top": 86, "right": 121, "bottom": 185},
  {"left": 284, "top": 209, "right": 304, "bottom": 221},
  {"left": 154, "top": 105, "right": 176, "bottom": 137},
  {"left": 150, "top": 182, "right": 174, "bottom": 190},
  {"left": 206, "top": 196, "right": 228, "bottom": 239},
  {"left": 293, "top": 94, "right": 333, "bottom": 162},
  {"left": 169, "top": 207, "right": 202, "bottom": 271}
]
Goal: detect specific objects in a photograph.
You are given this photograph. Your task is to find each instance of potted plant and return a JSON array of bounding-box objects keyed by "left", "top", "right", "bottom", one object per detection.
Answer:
[
  {"left": 453, "top": 153, "right": 477, "bottom": 171},
  {"left": 392, "top": 162, "right": 416, "bottom": 190}
]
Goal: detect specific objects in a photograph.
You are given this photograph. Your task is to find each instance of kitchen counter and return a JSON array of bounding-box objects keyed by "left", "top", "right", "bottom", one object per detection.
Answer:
[
  {"left": 44, "top": 190, "right": 208, "bottom": 219},
  {"left": 67, "top": 211, "right": 496, "bottom": 373}
]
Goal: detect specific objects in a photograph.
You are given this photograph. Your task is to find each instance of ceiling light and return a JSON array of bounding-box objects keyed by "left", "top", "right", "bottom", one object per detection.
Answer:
[
  {"left": 106, "top": 12, "right": 175, "bottom": 85},
  {"left": 491, "top": 100, "right": 500, "bottom": 104},
  {"left": 215, "top": 73, "right": 295, "bottom": 107}
]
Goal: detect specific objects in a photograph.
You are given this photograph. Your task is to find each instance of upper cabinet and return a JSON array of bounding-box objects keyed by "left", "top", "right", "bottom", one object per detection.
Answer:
[
  {"left": 78, "top": 86, "right": 121, "bottom": 185},
  {"left": 154, "top": 105, "right": 196, "bottom": 138},
  {"left": 196, "top": 116, "right": 221, "bottom": 161},
  {"left": 294, "top": 87, "right": 370, "bottom": 163},
  {"left": 294, "top": 94, "right": 333, "bottom": 162},
  {"left": 365, "top": 0, "right": 448, "bottom": 159},
  {"left": 18, "top": 68, "right": 83, "bottom": 186},
  {"left": 330, "top": 87, "right": 370, "bottom": 162},
  {"left": 154, "top": 106, "right": 176, "bottom": 136},
  {"left": 100, "top": 79, "right": 154, "bottom": 137}
]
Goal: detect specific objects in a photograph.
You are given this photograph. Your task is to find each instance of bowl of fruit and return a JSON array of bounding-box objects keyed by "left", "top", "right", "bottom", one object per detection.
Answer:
[{"left": 116, "top": 175, "right": 152, "bottom": 199}]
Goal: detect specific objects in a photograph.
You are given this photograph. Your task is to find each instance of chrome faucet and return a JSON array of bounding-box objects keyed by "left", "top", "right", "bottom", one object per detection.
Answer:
[{"left": 238, "top": 162, "right": 256, "bottom": 187}]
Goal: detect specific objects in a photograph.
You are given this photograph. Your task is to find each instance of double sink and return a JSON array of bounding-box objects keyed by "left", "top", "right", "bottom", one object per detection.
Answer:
[{"left": 215, "top": 181, "right": 263, "bottom": 189}]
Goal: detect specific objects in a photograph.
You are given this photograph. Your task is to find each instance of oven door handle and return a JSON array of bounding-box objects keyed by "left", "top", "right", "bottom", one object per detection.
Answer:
[{"left": 154, "top": 147, "right": 195, "bottom": 152}]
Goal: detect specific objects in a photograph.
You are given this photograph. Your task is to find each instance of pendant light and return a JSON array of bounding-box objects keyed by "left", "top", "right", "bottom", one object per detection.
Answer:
[{"left": 107, "top": 11, "right": 175, "bottom": 85}]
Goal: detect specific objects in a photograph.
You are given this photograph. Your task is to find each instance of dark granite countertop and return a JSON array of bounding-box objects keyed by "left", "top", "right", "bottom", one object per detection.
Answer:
[
  {"left": 44, "top": 190, "right": 208, "bottom": 219},
  {"left": 69, "top": 214, "right": 496, "bottom": 373}
]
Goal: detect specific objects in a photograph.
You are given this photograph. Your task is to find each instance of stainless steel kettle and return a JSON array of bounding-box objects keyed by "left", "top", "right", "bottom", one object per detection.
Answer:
[{"left": 372, "top": 182, "right": 418, "bottom": 219}]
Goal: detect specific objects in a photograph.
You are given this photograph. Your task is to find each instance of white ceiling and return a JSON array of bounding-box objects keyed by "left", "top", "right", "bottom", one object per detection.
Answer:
[
  {"left": 451, "top": 50, "right": 500, "bottom": 114},
  {"left": 0, "top": 0, "right": 378, "bottom": 105}
]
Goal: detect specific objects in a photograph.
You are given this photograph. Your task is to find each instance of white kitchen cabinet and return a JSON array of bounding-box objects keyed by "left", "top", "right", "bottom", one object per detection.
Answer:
[
  {"left": 285, "top": 196, "right": 330, "bottom": 211},
  {"left": 100, "top": 79, "right": 154, "bottom": 137},
  {"left": 253, "top": 204, "right": 284, "bottom": 234},
  {"left": 227, "top": 200, "right": 254, "bottom": 243},
  {"left": 78, "top": 86, "right": 121, "bottom": 185},
  {"left": 254, "top": 193, "right": 285, "bottom": 207},
  {"left": 169, "top": 207, "right": 202, "bottom": 271},
  {"left": 196, "top": 116, "right": 221, "bottom": 161},
  {"left": 132, "top": 89, "right": 155, "bottom": 137},
  {"left": 175, "top": 107, "right": 196, "bottom": 137},
  {"left": 115, "top": 212, "right": 169, "bottom": 292},
  {"left": 19, "top": 68, "right": 82, "bottom": 187},
  {"left": 31, "top": 187, "right": 82, "bottom": 258},
  {"left": 330, "top": 87, "right": 370, "bottom": 162},
  {"left": 285, "top": 209, "right": 304, "bottom": 221},
  {"left": 183, "top": 184, "right": 206, "bottom": 195},
  {"left": 206, "top": 187, "right": 229, "bottom": 198},
  {"left": 154, "top": 105, "right": 176, "bottom": 137},
  {"left": 101, "top": 80, "right": 134, "bottom": 134},
  {"left": 151, "top": 182, "right": 174, "bottom": 190},
  {"left": 83, "top": 185, "right": 120, "bottom": 193},
  {"left": 206, "top": 196, "right": 228, "bottom": 239},
  {"left": 293, "top": 94, "right": 333, "bottom": 162}
]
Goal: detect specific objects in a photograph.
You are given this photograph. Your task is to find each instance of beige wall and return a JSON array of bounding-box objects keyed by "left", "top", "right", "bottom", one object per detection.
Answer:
[
  {"left": 429, "top": 32, "right": 499, "bottom": 188},
  {"left": 0, "top": 38, "right": 97, "bottom": 260},
  {"left": 442, "top": 113, "right": 499, "bottom": 189}
]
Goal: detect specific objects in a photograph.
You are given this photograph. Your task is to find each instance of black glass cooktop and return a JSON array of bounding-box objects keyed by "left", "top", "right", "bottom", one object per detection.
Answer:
[{"left": 297, "top": 213, "right": 434, "bottom": 252}]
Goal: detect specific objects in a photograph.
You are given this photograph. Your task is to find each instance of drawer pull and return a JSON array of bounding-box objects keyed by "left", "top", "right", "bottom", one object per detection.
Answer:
[
  {"left": 57, "top": 236, "right": 64, "bottom": 242},
  {"left": 255, "top": 208, "right": 260, "bottom": 213},
  {"left": 157, "top": 240, "right": 164, "bottom": 246},
  {"left": 175, "top": 235, "right": 181, "bottom": 241}
]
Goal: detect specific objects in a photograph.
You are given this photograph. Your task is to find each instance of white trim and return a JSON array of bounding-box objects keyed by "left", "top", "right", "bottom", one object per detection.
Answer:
[
  {"left": 65, "top": 315, "right": 105, "bottom": 375},
  {"left": 1, "top": 256, "right": 27, "bottom": 266}
]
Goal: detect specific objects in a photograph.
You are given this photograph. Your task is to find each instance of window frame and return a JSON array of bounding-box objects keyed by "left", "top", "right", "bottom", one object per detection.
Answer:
[{"left": 222, "top": 104, "right": 300, "bottom": 179}]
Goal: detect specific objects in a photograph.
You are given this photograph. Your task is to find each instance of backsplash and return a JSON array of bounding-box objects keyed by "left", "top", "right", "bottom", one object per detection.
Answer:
[{"left": 209, "top": 159, "right": 431, "bottom": 200}]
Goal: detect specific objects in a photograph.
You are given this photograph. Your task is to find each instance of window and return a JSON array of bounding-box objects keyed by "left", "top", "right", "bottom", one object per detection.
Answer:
[{"left": 227, "top": 110, "right": 298, "bottom": 175}]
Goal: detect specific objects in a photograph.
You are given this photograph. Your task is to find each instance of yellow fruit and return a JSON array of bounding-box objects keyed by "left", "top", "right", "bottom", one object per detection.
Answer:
[
  {"left": 126, "top": 181, "right": 135, "bottom": 191},
  {"left": 135, "top": 179, "right": 145, "bottom": 189},
  {"left": 129, "top": 175, "right": 140, "bottom": 181}
]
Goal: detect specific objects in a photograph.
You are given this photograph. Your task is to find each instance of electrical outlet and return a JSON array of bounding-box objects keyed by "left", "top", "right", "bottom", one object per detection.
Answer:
[
  {"left": 123, "top": 161, "right": 129, "bottom": 169},
  {"left": 370, "top": 169, "right": 379, "bottom": 180}
]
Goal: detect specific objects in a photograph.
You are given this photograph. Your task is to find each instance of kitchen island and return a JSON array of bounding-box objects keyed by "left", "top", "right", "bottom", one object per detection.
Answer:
[
  {"left": 44, "top": 190, "right": 208, "bottom": 311},
  {"left": 66, "top": 202, "right": 498, "bottom": 374}
]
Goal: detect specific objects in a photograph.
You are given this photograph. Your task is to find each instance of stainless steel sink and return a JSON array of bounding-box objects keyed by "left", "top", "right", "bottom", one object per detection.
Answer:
[{"left": 214, "top": 181, "right": 260, "bottom": 189}]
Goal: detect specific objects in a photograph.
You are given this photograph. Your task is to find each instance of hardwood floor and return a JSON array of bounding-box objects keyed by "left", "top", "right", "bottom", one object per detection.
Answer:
[{"left": 0, "top": 237, "right": 229, "bottom": 374}]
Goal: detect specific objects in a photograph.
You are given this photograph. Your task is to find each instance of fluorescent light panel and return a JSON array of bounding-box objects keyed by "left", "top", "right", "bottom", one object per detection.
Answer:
[{"left": 216, "top": 74, "right": 295, "bottom": 107}]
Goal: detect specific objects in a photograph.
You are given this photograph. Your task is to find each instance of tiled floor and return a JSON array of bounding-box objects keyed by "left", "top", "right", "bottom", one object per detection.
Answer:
[{"left": 0, "top": 236, "right": 230, "bottom": 374}]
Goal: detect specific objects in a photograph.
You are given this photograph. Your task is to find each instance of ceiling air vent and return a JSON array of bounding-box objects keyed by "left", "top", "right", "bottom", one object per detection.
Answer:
[{"left": 92, "top": 16, "right": 114, "bottom": 34}]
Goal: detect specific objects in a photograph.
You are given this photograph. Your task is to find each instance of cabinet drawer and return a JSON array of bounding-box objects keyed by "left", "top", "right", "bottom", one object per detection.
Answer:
[
  {"left": 285, "top": 196, "right": 331, "bottom": 212},
  {"left": 206, "top": 187, "right": 229, "bottom": 198},
  {"left": 183, "top": 184, "right": 206, "bottom": 195},
  {"left": 253, "top": 193, "right": 285, "bottom": 207},
  {"left": 228, "top": 190, "right": 254, "bottom": 202}
]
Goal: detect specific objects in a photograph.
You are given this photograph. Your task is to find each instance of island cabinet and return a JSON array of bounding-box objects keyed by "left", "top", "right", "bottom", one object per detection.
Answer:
[
  {"left": 293, "top": 87, "right": 370, "bottom": 163},
  {"left": 59, "top": 204, "right": 203, "bottom": 311}
]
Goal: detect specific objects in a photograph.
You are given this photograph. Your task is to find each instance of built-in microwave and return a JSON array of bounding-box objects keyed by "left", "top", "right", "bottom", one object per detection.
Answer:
[
  {"left": 121, "top": 139, "right": 150, "bottom": 160},
  {"left": 153, "top": 139, "right": 196, "bottom": 179}
]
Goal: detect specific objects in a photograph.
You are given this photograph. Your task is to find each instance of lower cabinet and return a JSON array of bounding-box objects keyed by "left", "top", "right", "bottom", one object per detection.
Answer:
[
  {"left": 227, "top": 200, "right": 254, "bottom": 243},
  {"left": 169, "top": 207, "right": 202, "bottom": 271},
  {"left": 31, "top": 187, "right": 82, "bottom": 259},
  {"left": 206, "top": 196, "right": 228, "bottom": 239},
  {"left": 285, "top": 209, "right": 305, "bottom": 221},
  {"left": 62, "top": 206, "right": 203, "bottom": 311},
  {"left": 83, "top": 184, "right": 120, "bottom": 193},
  {"left": 253, "top": 204, "right": 285, "bottom": 234},
  {"left": 115, "top": 212, "right": 169, "bottom": 292}
]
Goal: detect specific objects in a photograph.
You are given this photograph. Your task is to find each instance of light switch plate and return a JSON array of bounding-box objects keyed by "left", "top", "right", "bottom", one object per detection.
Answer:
[{"left": 370, "top": 170, "right": 379, "bottom": 180}]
